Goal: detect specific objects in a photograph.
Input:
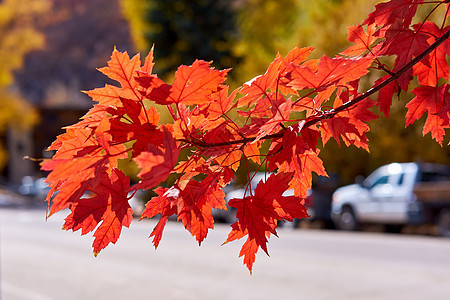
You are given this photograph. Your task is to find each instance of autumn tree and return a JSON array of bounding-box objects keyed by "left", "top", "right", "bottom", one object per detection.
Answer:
[
  {"left": 0, "top": 0, "right": 50, "bottom": 172},
  {"left": 42, "top": 0, "right": 450, "bottom": 272}
]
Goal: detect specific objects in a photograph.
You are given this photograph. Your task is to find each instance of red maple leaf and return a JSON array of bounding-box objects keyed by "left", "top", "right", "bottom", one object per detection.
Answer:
[
  {"left": 363, "top": 0, "right": 423, "bottom": 28},
  {"left": 42, "top": 129, "right": 127, "bottom": 215},
  {"left": 102, "top": 98, "right": 163, "bottom": 157},
  {"left": 341, "top": 23, "right": 378, "bottom": 57},
  {"left": 238, "top": 63, "right": 280, "bottom": 108},
  {"left": 83, "top": 84, "right": 135, "bottom": 107},
  {"left": 321, "top": 93, "right": 378, "bottom": 150},
  {"left": 69, "top": 104, "right": 115, "bottom": 130},
  {"left": 200, "top": 123, "right": 246, "bottom": 171},
  {"left": 225, "top": 172, "right": 307, "bottom": 272},
  {"left": 320, "top": 117, "right": 360, "bottom": 147},
  {"left": 141, "top": 175, "right": 227, "bottom": 247},
  {"left": 266, "top": 128, "right": 327, "bottom": 197},
  {"left": 280, "top": 148, "right": 327, "bottom": 197},
  {"left": 374, "top": 75, "right": 399, "bottom": 117},
  {"left": 98, "top": 49, "right": 142, "bottom": 90},
  {"left": 287, "top": 55, "right": 374, "bottom": 93},
  {"left": 203, "top": 86, "right": 237, "bottom": 120},
  {"left": 61, "top": 48, "right": 160, "bottom": 157},
  {"left": 132, "top": 127, "right": 181, "bottom": 191},
  {"left": 379, "top": 21, "right": 430, "bottom": 89},
  {"left": 138, "top": 60, "right": 228, "bottom": 105},
  {"left": 438, "top": 98, "right": 450, "bottom": 128},
  {"left": 243, "top": 96, "right": 293, "bottom": 141},
  {"left": 412, "top": 22, "right": 450, "bottom": 86},
  {"left": 140, "top": 187, "right": 177, "bottom": 248},
  {"left": 63, "top": 169, "right": 133, "bottom": 255},
  {"left": 84, "top": 50, "right": 152, "bottom": 114},
  {"left": 406, "top": 85, "right": 446, "bottom": 127},
  {"left": 176, "top": 181, "right": 217, "bottom": 244},
  {"left": 408, "top": 84, "right": 450, "bottom": 144},
  {"left": 238, "top": 47, "right": 313, "bottom": 108},
  {"left": 423, "top": 113, "right": 446, "bottom": 145}
]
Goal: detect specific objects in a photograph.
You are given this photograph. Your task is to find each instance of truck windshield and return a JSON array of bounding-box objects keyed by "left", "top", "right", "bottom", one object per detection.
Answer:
[{"left": 366, "top": 175, "right": 389, "bottom": 189}]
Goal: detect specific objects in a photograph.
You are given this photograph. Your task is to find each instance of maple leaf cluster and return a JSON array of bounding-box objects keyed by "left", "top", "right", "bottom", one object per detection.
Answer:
[{"left": 42, "top": 0, "right": 450, "bottom": 271}]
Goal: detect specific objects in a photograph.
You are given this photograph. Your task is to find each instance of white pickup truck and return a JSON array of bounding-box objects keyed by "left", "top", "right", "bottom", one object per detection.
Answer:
[{"left": 331, "top": 162, "right": 450, "bottom": 236}]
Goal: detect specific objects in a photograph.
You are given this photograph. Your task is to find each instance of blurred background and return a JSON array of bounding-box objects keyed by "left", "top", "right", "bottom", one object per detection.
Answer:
[
  {"left": 0, "top": 0, "right": 449, "bottom": 230},
  {"left": 2, "top": 1, "right": 450, "bottom": 299},
  {"left": 0, "top": 0, "right": 449, "bottom": 193}
]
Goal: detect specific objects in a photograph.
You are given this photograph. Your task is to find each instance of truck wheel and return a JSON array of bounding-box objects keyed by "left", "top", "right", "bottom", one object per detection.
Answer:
[
  {"left": 437, "top": 209, "right": 450, "bottom": 237},
  {"left": 336, "top": 206, "right": 359, "bottom": 231}
]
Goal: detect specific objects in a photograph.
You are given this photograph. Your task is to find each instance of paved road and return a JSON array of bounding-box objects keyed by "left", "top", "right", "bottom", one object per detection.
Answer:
[{"left": 2, "top": 208, "right": 450, "bottom": 300}]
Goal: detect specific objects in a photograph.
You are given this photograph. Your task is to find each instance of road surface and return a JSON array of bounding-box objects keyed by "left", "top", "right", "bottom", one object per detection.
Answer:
[{"left": 2, "top": 208, "right": 450, "bottom": 300}]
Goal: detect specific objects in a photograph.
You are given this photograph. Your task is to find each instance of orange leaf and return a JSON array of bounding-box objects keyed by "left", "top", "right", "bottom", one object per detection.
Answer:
[
  {"left": 42, "top": 128, "right": 127, "bottom": 215},
  {"left": 204, "top": 87, "right": 237, "bottom": 120},
  {"left": 140, "top": 60, "right": 228, "bottom": 105},
  {"left": 363, "top": 0, "right": 421, "bottom": 28},
  {"left": 287, "top": 55, "right": 374, "bottom": 92},
  {"left": 98, "top": 49, "right": 142, "bottom": 90},
  {"left": 341, "top": 23, "right": 377, "bottom": 57},
  {"left": 406, "top": 85, "right": 446, "bottom": 127},
  {"left": 412, "top": 22, "right": 450, "bottom": 87},
  {"left": 238, "top": 47, "right": 313, "bottom": 108},
  {"left": 226, "top": 172, "right": 306, "bottom": 272}
]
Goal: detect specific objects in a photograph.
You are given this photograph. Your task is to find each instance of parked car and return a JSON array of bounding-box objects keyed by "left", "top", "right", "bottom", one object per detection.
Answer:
[
  {"left": 18, "top": 176, "right": 146, "bottom": 216},
  {"left": 331, "top": 162, "right": 450, "bottom": 236},
  {"left": 213, "top": 172, "right": 314, "bottom": 226},
  {"left": 129, "top": 190, "right": 146, "bottom": 217},
  {"left": 18, "top": 176, "right": 50, "bottom": 200}
]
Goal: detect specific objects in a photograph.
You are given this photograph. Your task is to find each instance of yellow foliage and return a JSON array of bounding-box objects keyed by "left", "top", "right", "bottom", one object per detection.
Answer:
[
  {"left": 234, "top": 0, "right": 377, "bottom": 83},
  {"left": 0, "top": 90, "right": 39, "bottom": 133},
  {"left": 120, "top": 0, "right": 378, "bottom": 83},
  {"left": 0, "top": 91, "right": 40, "bottom": 171},
  {"left": 0, "top": 90, "right": 39, "bottom": 172},
  {"left": 0, "top": 0, "right": 50, "bottom": 172},
  {"left": 292, "top": 0, "right": 377, "bottom": 56},
  {"left": 0, "top": 0, "right": 51, "bottom": 87},
  {"left": 233, "top": 0, "right": 301, "bottom": 82},
  {"left": 119, "top": 0, "right": 149, "bottom": 52}
]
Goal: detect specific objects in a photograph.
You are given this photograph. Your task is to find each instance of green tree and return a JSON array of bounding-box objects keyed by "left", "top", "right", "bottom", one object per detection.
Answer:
[{"left": 120, "top": 0, "right": 241, "bottom": 77}]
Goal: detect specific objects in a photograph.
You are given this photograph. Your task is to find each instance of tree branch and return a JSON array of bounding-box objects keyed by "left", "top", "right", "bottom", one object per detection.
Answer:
[
  {"left": 180, "top": 28, "right": 450, "bottom": 149},
  {"left": 318, "top": 27, "right": 450, "bottom": 120}
]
